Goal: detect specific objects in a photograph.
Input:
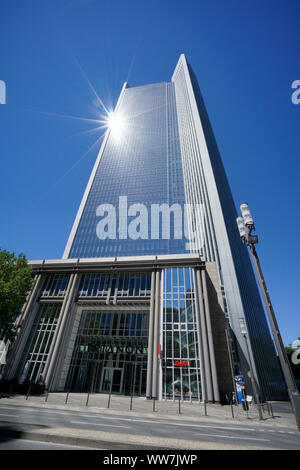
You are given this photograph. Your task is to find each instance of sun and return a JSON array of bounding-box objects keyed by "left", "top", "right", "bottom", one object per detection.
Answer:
[{"left": 107, "top": 111, "right": 124, "bottom": 135}]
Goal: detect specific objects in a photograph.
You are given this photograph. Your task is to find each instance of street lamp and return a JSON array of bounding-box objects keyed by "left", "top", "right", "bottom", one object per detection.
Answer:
[{"left": 237, "top": 202, "right": 300, "bottom": 430}]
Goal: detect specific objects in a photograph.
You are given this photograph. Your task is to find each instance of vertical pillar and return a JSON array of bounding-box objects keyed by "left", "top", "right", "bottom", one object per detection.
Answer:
[
  {"left": 152, "top": 270, "right": 161, "bottom": 399},
  {"left": 5, "top": 274, "right": 44, "bottom": 380},
  {"left": 201, "top": 269, "right": 220, "bottom": 403},
  {"left": 50, "top": 274, "right": 82, "bottom": 390},
  {"left": 193, "top": 268, "right": 207, "bottom": 402},
  {"left": 195, "top": 269, "right": 213, "bottom": 402},
  {"left": 14, "top": 274, "right": 39, "bottom": 329},
  {"left": 146, "top": 271, "right": 156, "bottom": 398},
  {"left": 44, "top": 273, "right": 78, "bottom": 389}
]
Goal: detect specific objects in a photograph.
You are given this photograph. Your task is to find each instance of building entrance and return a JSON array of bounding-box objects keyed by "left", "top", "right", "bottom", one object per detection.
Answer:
[
  {"left": 65, "top": 308, "right": 149, "bottom": 396},
  {"left": 100, "top": 368, "right": 123, "bottom": 394}
]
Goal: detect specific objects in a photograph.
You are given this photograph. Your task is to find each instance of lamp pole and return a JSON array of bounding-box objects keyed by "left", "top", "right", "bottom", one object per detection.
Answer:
[{"left": 237, "top": 203, "right": 300, "bottom": 430}]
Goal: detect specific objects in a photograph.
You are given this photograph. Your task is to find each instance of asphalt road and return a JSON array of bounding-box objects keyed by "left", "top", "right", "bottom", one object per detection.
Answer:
[
  {"left": 0, "top": 403, "right": 299, "bottom": 450},
  {"left": 0, "top": 436, "right": 97, "bottom": 450}
]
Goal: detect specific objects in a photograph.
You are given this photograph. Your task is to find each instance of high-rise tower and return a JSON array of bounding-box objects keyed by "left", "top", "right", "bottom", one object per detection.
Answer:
[{"left": 5, "top": 55, "right": 284, "bottom": 401}]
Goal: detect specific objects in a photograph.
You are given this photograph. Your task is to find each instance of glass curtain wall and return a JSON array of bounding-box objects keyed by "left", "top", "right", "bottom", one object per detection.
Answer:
[
  {"left": 68, "top": 82, "right": 187, "bottom": 258},
  {"left": 66, "top": 309, "right": 149, "bottom": 395},
  {"left": 162, "top": 267, "right": 202, "bottom": 401}
]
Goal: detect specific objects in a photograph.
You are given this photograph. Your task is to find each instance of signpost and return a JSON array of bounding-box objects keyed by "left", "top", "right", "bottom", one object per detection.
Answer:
[{"left": 235, "top": 375, "right": 244, "bottom": 404}]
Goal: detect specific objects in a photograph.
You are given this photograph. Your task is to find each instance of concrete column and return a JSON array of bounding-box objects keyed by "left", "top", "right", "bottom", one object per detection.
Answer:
[
  {"left": 42, "top": 274, "right": 74, "bottom": 381},
  {"left": 201, "top": 269, "right": 220, "bottom": 403},
  {"left": 193, "top": 268, "right": 207, "bottom": 402},
  {"left": 50, "top": 274, "right": 82, "bottom": 390},
  {"left": 5, "top": 274, "right": 44, "bottom": 380},
  {"left": 146, "top": 271, "right": 156, "bottom": 398},
  {"left": 106, "top": 274, "right": 113, "bottom": 304},
  {"left": 14, "top": 274, "right": 39, "bottom": 329},
  {"left": 152, "top": 270, "right": 161, "bottom": 399},
  {"left": 113, "top": 274, "right": 119, "bottom": 305},
  {"left": 195, "top": 269, "right": 213, "bottom": 402},
  {"left": 44, "top": 273, "right": 78, "bottom": 388}
]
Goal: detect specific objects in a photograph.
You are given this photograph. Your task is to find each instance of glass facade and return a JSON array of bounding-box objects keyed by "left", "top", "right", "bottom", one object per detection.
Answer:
[
  {"left": 68, "top": 82, "right": 188, "bottom": 259},
  {"left": 162, "top": 268, "right": 202, "bottom": 401},
  {"left": 66, "top": 309, "right": 149, "bottom": 395},
  {"left": 78, "top": 272, "right": 152, "bottom": 298},
  {"left": 41, "top": 274, "right": 70, "bottom": 297}
]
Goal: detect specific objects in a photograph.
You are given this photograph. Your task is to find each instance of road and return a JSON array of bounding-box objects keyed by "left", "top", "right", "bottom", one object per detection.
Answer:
[
  {"left": 0, "top": 436, "right": 97, "bottom": 450},
  {"left": 0, "top": 403, "right": 299, "bottom": 450}
]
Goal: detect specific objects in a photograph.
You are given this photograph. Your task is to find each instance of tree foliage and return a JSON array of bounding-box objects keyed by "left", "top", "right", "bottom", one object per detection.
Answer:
[{"left": 0, "top": 248, "right": 33, "bottom": 340}]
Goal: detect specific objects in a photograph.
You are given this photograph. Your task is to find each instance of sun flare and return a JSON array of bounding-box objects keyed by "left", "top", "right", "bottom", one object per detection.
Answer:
[{"left": 107, "top": 112, "right": 124, "bottom": 135}]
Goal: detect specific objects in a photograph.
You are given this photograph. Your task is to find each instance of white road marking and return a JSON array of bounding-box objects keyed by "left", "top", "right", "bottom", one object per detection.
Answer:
[
  {"left": 0, "top": 407, "right": 19, "bottom": 410},
  {"left": 78, "top": 414, "right": 257, "bottom": 431},
  {"left": 195, "top": 433, "right": 270, "bottom": 442},
  {"left": 0, "top": 408, "right": 72, "bottom": 416},
  {"left": 70, "top": 420, "right": 130, "bottom": 429},
  {"left": 0, "top": 406, "right": 296, "bottom": 436},
  {"left": 64, "top": 414, "right": 297, "bottom": 436}
]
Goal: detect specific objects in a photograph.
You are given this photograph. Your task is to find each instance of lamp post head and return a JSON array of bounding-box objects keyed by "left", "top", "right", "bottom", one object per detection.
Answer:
[
  {"left": 240, "top": 203, "right": 255, "bottom": 230},
  {"left": 236, "top": 216, "right": 247, "bottom": 240}
]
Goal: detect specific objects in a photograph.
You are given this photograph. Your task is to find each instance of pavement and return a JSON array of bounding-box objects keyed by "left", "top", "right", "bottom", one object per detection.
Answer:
[{"left": 0, "top": 392, "right": 299, "bottom": 450}]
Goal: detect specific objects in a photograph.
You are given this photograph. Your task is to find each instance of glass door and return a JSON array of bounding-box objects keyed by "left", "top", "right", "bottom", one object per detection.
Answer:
[{"left": 100, "top": 367, "right": 123, "bottom": 394}]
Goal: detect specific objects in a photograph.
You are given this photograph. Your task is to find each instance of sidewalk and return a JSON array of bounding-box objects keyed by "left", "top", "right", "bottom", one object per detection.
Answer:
[
  {"left": 0, "top": 393, "right": 298, "bottom": 450},
  {"left": 0, "top": 392, "right": 297, "bottom": 428}
]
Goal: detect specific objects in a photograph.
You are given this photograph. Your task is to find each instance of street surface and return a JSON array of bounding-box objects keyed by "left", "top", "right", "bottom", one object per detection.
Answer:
[
  {"left": 0, "top": 436, "right": 96, "bottom": 450},
  {"left": 0, "top": 403, "right": 299, "bottom": 450}
]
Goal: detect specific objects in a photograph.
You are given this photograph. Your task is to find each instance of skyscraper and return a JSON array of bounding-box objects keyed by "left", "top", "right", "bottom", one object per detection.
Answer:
[{"left": 5, "top": 54, "right": 285, "bottom": 402}]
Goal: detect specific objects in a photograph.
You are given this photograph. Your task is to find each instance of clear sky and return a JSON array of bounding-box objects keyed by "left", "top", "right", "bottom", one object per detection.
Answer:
[{"left": 0, "top": 0, "right": 299, "bottom": 345}]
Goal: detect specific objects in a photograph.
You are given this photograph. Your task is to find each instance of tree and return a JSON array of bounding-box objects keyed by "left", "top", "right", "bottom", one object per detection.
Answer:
[
  {"left": 0, "top": 248, "right": 33, "bottom": 341},
  {"left": 285, "top": 346, "right": 294, "bottom": 355}
]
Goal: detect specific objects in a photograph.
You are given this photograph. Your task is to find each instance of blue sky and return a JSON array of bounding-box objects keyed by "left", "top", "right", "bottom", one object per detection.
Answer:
[{"left": 0, "top": 0, "right": 299, "bottom": 345}]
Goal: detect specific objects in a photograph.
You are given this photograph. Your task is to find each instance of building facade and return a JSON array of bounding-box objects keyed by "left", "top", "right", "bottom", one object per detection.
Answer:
[{"left": 4, "top": 54, "right": 285, "bottom": 401}]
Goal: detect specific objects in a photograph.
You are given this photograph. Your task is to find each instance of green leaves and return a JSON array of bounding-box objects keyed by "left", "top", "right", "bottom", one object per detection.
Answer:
[{"left": 0, "top": 248, "right": 33, "bottom": 341}]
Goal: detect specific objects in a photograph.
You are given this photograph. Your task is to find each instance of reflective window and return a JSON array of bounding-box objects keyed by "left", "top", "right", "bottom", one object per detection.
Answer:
[
  {"left": 69, "top": 83, "right": 188, "bottom": 258},
  {"left": 162, "top": 267, "right": 202, "bottom": 401}
]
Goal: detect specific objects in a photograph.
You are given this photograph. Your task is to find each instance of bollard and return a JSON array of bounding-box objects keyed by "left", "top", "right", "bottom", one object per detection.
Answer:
[
  {"left": 86, "top": 392, "right": 90, "bottom": 407},
  {"left": 230, "top": 401, "right": 235, "bottom": 418},
  {"left": 269, "top": 402, "right": 274, "bottom": 418},
  {"left": 178, "top": 397, "right": 181, "bottom": 414},
  {"left": 204, "top": 400, "right": 207, "bottom": 416},
  {"left": 26, "top": 384, "right": 31, "bottom": 401},
  {"left": 107, "top": 392, "right": 111, "bottom": 409},
  {"left": 45, "top": 389, "right": 49, "bottom": 402},
  {"left": 65, "top": 391, "right": 70, "bottom": 404},
  {"left": 129, "top": 364, "right": 136, "bottom": 411},
  {"left": 152, "top": 398, "right": 156, "bottom": 412}
]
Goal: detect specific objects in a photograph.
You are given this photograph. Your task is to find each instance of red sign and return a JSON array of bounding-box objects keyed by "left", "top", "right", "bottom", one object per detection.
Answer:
[{"left": 173, "top": 361, "right": 189, "bottom": 367}]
